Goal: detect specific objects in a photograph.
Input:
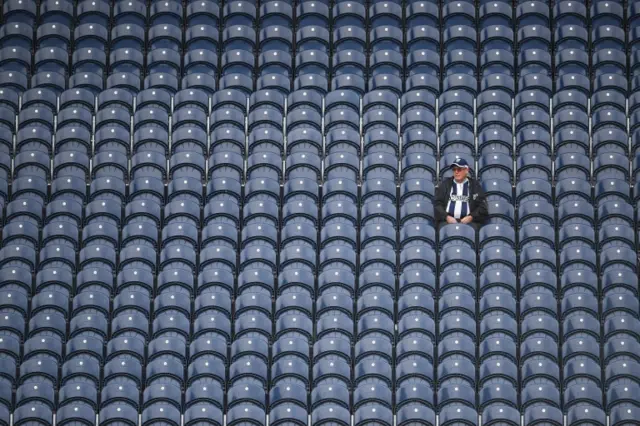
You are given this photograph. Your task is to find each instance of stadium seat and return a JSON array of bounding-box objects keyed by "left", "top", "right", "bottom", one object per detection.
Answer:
[{"left": 0, "top": 2, "right": 638, "bottom": 425}]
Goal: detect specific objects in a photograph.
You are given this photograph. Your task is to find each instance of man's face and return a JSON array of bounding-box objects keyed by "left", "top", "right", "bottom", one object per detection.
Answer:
[{"left": 453, "top": 166, "right": 468, "bottom": 182}]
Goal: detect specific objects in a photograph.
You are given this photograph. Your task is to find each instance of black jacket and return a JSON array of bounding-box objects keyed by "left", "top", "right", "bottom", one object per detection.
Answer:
[{"left": 434, "top": 177, "right": 488, "bottom": 223}]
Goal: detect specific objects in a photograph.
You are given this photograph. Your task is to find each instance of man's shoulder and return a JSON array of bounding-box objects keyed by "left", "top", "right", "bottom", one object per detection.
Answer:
[
  {"left": 469, "top": 177, "right": 485, "bottom": 195},
  {"left": 470, "top": 177, "right": 483, "bottom": 188},
  {"left": 466, "top": 176, "right": 479, "bottom": 184},
  {"left": 439, "top": 178, "right": 453, "bottom": 189}
]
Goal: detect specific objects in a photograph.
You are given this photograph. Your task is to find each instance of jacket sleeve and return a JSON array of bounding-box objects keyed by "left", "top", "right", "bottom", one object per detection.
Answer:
[
  {"left": 434, "top": 181, "right": 448, "bottom": 222},
  {"left": 470, "top": 180, "right": 488, "bottom": 223}
]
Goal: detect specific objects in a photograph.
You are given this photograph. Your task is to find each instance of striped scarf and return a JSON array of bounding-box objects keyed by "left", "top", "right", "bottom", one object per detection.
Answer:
[{"left": 447, "top": 179, "right": 470, "bottom": 219}]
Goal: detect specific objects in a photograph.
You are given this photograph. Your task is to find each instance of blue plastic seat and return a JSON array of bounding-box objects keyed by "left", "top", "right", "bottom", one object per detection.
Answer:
[
  {"left": 442, "top": 1, "right": 476, "bottom": 27},
  {"left": 186, "top": 0, "right": 220, "bottom": 26},
  {"left": 36, "top": 21, "right": 70, "bottom": 51},
  {"left": 552, "top": 91, "right": 587, "bottom": 117},
  {"left": 73, "top": 21, "right": 108, "bottom": 49},
  {"left": 112, "top": 1, "right": 144, "bottom": 26},
  {"left": 405, "top": 0, "right": 438, "bottom": 27},
  {"left": 3, "top": 0, "right": 37, "bottom": 26},
  {"left": 185, "top": 403, "right": 224, "bottom": 426},
  {"left": 591, "top": 1, "right": 624, "bottom": 28},
  {"left": 554, "top": 21, "right": 589, "bottom": 52},
  {"left": 287, "top": 27, "right": 329, "bottom": 55},
  {"left": 480, "top": 1, "right": 513, "bottom": 26},
  {"left": 516, "top": 1, "right": 550, "bottom": 27},
  {"left": 554, "top": 1, "right": 587, "bottom": 26},
  {"left": 0, "top": 21, "right": 33, "bottom": 55},
  {"left": 14, "top": 403, "right": 53, "bottom": 426},
  {"left": 518, "top": 26, "right": 551, "bottom": 54}
]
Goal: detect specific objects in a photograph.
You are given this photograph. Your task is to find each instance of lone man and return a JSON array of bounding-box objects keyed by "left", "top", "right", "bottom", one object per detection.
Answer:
[{"left": 434, "top": 158, "right": 488, "bottom": 231}]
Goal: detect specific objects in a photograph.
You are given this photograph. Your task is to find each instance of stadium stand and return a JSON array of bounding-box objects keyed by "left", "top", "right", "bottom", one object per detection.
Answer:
[{"left": 0, "top": 1, "right": 639, "bottom": 426}]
